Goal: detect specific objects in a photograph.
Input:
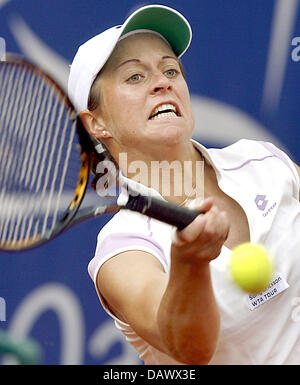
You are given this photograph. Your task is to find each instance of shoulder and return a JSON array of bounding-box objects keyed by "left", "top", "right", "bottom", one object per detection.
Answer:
[
  {"left": 88, "top": 208, "right": 173, "bottom": 282},
  {"left": 99, "top": 208, "right": 150, "bottom": 239},
  {"left": 207, "top": 139, "right": 275, "bottom": 161},
  {"left": 207, "top": 139, "right": 298, "bottom": 178}
]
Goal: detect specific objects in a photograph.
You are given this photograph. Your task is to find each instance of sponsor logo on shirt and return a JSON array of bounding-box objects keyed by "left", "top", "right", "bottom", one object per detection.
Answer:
[
  {"left": 247, "top": 272, "right": 289, "bottom": 310},
  {"left": 255, "top": 195, "right": 268, "bottom": 211},
  {"left": 254, "top": 194, "right": 277, "bottom": 217}
]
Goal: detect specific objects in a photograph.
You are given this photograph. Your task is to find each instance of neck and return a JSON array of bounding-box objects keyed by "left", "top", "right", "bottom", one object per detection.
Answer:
[{"left": 112, "top": 140, "right": 205, "bottom": 205}]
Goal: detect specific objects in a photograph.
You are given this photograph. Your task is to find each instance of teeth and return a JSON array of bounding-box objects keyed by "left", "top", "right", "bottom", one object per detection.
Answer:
[
  {"left": 156, "top": 104, "right": 176, "bottom": 114},
  {"left": 151, "top": 111, "right": 177, "bottom": 120},
  {"left": 150, "top": 103, "right": 177, "bottom": 119}
]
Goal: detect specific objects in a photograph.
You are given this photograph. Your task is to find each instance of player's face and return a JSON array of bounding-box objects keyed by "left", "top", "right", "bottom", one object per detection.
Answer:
[{"left": 94, "top": 33, "right": 194, "bottom": 154}]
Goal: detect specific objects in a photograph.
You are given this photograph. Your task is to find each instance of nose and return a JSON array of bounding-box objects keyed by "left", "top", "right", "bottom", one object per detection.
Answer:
[{"left": 150, "top": 72, "right": 172, "bottom": 95}]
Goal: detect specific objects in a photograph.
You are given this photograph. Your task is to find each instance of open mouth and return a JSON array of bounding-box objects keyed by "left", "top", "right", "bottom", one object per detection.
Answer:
[{"left": 149, "top": 103, "right": 180, "bottom": 120}]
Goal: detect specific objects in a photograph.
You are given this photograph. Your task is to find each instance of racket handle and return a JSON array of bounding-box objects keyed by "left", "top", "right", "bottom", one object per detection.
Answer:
[{"left": 126, "top": 194, "right": 201, "bottom": 230}]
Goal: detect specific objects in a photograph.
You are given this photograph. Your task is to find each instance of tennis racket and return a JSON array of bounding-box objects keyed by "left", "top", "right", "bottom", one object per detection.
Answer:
[{"left": 0, "top": 54, "right": 201, "bottom": 251}]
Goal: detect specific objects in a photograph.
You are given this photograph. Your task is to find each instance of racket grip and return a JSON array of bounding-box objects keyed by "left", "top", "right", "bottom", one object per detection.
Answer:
[{"left": 126, "top": 194, "right": 201, "bottom": 230}]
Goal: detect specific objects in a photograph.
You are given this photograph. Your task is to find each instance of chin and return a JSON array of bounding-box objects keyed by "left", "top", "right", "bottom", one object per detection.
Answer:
[{"left": 155, "top": 126, "right": 191, "bottom": 145}]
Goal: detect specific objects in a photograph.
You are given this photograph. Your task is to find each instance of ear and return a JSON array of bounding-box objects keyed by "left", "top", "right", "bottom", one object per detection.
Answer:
[{"left": 79, "top": 110, "right": 112, "bottom": 139}]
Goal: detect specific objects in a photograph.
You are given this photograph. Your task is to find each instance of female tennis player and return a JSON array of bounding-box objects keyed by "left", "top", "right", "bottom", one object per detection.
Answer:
[{"left": 68, "top": 5, "right": 300, "bottom": 364}]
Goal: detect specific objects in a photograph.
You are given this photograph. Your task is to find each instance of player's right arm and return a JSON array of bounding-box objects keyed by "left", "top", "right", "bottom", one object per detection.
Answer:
[{"left": 97, "top": 198, "right": 229, "bottom": 364}]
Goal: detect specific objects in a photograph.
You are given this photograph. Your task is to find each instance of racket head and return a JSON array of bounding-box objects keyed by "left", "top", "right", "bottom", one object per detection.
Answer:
[
  {"left": 0, "top": 54, "right": 201, "bottom": 251},
  {"left": 0, "top": 54, "right": 92, "bottom": 251}
]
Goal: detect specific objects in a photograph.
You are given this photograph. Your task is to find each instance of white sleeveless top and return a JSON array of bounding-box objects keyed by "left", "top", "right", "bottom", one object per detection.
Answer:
[{"left": 88, "top": 139, "right": 300, "bottom": 364}]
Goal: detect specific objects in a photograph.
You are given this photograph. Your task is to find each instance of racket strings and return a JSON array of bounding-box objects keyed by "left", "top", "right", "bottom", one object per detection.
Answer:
[
  {"left": 0, "top": 64, "right": 29, "bottom": 241},
  {"left": 20, "top": 81, "right": 57, "bottom": 239},
  {"left": 0, "top": 60, "right": 81, "bottom": 247},
  {"left": 7, "top": 74, "right": 57, "bottom": 243},
  {"left": 0, "top": 64, "right": 23, "bottom": 190},
  {"left": 5, "top": 69, "right": 50, "bottom": 242},
  {"left": 41, "top": 103, "right": 76, "bottom": 234},
  {"left": 0, "top": 65, "right": 43, "bottom": 241}
]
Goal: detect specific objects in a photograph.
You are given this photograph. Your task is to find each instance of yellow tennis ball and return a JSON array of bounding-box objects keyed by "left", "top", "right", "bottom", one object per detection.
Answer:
[{"left": 228, "top": 242, "right": 274, "bottom": 293}]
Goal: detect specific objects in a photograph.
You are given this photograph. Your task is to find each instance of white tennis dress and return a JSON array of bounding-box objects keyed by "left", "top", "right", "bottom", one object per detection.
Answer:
[{"left": 88, "top": 139, "right": 300, "bottom": 365}]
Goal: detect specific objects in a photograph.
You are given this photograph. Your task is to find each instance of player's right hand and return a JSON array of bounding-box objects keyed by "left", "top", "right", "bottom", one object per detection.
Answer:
[{"left": 171, "top": 197, "right": 230, "bottom": 264}]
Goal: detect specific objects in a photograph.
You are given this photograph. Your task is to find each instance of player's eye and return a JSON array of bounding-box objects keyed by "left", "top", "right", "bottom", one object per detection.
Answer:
[
  {"left": 164, "top": 69, "right": 178, "bottom": 77},
  {"left": 127, "top": 74, "right": 142, "bottom": 83}
]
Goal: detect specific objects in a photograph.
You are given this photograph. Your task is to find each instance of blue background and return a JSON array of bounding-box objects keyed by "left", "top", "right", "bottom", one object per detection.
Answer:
[{"left": 0, "top": 0, "right": 299, "bottom": 364}]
